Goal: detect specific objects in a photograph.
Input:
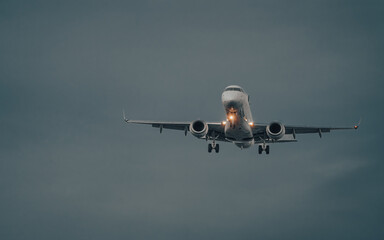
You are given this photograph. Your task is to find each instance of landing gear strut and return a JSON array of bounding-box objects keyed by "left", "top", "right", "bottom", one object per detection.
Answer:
[
  {"left": 258, "top": 143, "right": 270, "bottom": 155},
  {"left": 229, "top": 119, "right": 235, "bottom": 129}
]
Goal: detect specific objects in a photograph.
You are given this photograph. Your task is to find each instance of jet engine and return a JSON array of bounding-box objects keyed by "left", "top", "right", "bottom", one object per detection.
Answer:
[
  {"left": 190, "top": 120, "right": 208, "bottom": 138},
  {"left": 266, "top": 121, "right": 285, "bottom": 140}
]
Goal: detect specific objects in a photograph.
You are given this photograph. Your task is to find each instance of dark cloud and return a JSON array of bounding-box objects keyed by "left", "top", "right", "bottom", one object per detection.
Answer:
[{"left": 1, "top": 0, "right": 383, "bottom": 239}]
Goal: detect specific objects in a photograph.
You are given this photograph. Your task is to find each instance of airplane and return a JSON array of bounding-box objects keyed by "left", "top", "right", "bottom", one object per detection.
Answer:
[{"left": 124, "top": 85, "right": 359, "bottom": 153}]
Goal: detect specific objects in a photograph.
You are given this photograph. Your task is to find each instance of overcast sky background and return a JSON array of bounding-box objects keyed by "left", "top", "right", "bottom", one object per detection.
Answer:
[{"left": 1, "top": 0, "right": 383, "bottom": 239}]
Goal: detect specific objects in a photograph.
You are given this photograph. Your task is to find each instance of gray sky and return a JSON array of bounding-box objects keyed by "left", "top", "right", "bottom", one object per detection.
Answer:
[{"left": 1, "top": 0, "right": 383, "bottom": 239}]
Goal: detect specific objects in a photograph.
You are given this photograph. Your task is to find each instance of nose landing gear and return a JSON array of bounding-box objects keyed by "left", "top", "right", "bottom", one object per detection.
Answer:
[{"left": 229, "top": 119, "right": 235, "bottom": 129}]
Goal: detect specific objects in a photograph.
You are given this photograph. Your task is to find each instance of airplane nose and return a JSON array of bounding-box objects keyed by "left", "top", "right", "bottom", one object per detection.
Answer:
[
  {"left": 221, "top": 92, "right": 231, "bottom": 103},
  {"left": 222, "top": 93, "right": 242, "bottom": 109},
  {"left": 224, "top": 100, "right": 239, "bottom": 109}
]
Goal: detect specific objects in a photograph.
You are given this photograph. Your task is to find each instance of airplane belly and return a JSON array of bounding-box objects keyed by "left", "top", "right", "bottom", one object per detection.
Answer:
[
  {"left": 222, "top": 87, "right": 254, "bottom": 148},
  {"left": 235, "top": 142, "right": 253, "bottom": 148},
  {"left": 224, "top": 120, "right": 253, "bottom": 142}
]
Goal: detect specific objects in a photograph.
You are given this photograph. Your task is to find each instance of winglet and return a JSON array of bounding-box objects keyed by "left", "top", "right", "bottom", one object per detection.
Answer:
[
  {"left": 123, "top": 109, "right": 129, "bottom": 123},
  {"left": 354, "top": 117, "right": 362, "bottom": 129}
]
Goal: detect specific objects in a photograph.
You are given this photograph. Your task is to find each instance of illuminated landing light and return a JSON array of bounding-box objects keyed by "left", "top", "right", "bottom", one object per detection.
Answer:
[
  {"left": 229, "top": 115, "right": 234, "bottom": 120},
  {"left": 249, "top": 122, "right": 254, "bottom": 126},
  {"left": 221, "top": 121, "right": 227, "bottom": 126}
]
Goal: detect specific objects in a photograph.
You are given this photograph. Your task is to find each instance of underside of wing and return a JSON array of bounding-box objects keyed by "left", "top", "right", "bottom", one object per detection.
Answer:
[
  {"left": 124, "top": 117, "right": 226, "bottom": 140},
  {"left": 285, "top": 125, "right": 357, "bottom": 134},
  {"left": 252, "top": 121, "right": 359, "bottom": 140},
  {"left": 254, "top": 136, "right": 298, "bottom": 144},
  {"left": 125, "top": 120, "right": 191, "bottom": 131}
]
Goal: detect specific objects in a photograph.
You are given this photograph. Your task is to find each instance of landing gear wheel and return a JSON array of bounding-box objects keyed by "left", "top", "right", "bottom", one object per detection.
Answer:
[
  {"left": 208, "top": 144, "right": 212, "bottom": 153},
  {"left": 258, "top": 145, "right": 263, "bottom": 154},
  {"left": 215, "top": 144, "right": 220, "bottom": 153},
  {"left": 266, "top": 145, "right": 270, "bottom": 155}
]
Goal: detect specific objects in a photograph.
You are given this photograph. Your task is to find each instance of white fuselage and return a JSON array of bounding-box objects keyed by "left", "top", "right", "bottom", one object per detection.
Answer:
[{"left": 221, "top": 86, "right": 254, "bottom": 148}]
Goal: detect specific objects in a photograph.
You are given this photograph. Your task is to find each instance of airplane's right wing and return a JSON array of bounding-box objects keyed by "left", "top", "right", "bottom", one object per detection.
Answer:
[
  {"left": 125, "top": 119, "right": 191, "bottom": 131},
  {"left": 124, "top": 115, "right": 227, "bottom": 141}
]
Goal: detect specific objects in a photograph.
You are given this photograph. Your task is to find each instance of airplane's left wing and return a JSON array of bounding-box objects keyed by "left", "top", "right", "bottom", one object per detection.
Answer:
[{"left": 252, "top": 121, "right": 359, "bottom": 140}]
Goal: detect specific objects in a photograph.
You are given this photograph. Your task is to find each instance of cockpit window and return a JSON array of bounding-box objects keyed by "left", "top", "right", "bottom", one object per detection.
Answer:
[{"left": 225, "top": 87, "right": 243, "bottom": 92}]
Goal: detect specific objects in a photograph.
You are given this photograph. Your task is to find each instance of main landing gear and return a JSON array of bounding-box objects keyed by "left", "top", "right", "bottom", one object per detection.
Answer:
[
  {"left": 208, "top": 143, "right": 219, "bottom": 153},
  {"left": 258, "top": 144, "right": 270, "bottom": 154},
  {"left": 208, "top": 140, "right": 219, "bottom": 153},
  {"left": 207, "top": 132, "right": 220, "bottom": 153}
]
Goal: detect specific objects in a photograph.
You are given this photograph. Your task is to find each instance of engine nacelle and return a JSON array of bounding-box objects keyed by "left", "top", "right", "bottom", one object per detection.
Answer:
[
  {"left": 189, "top": 120, "right": 208, "bottom": 138},
  {"left": 266, "top": 121, "right": 285, "bottom": 140}
]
